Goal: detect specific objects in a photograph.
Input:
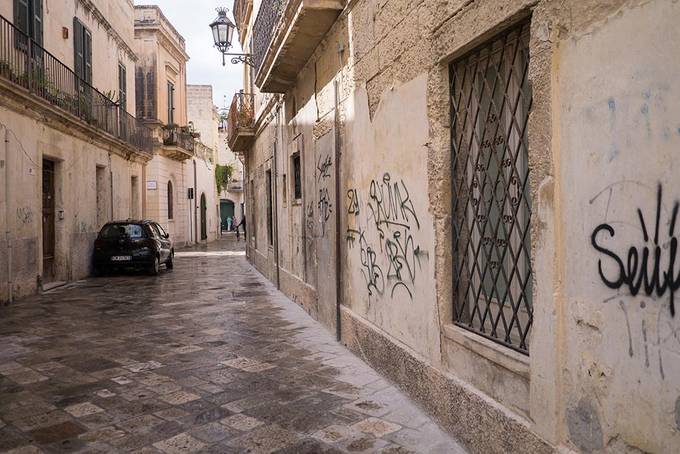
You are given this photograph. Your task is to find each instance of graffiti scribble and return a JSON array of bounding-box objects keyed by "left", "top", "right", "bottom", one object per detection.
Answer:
[{"left": 591, "top": 184, "right": 679, "bottom": 317}]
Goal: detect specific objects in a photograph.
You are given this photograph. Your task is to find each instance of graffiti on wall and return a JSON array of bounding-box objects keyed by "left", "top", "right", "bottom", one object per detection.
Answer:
[
  {"left": 591, "top": 184, "right": 679, "bottom": 317},
  {"left": 347, "top": 173, "right": 428, "bottom": 300},
  {"left": 314, "top": 152, "right": 334, "bottom": 237},
  {"left": 16, "top": 207, "right": 33, "bottom": 225},
  {"left": 590, "top": 182, "right": 680, "bottom": 379}
]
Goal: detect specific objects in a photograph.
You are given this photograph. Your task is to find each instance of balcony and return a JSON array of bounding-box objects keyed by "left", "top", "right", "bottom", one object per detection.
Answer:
[
  {"left": 161, "top": 124, "right": 195, "bottom": 160},
  {"left": 0, "top": 15, "right": 153, "bottom": 156},
  {"left": 227, "top": 179, "right": 243, "bottom": 192},
  {"left": 227, "top": 92, "right": 255, "bottom": 152},
  {"left": 253, "top": 0, "right": 344, "bottom": 93}
]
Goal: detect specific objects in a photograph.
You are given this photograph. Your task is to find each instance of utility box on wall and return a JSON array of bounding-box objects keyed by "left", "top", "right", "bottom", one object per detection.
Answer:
[{"left": 187, "top": 188, "right": 194, "bottom": 199}]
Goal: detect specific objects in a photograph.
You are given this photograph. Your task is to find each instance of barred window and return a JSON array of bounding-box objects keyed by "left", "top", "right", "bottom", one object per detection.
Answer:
[{"left": 450, "top": 20, "right": 533, "bottom": 354}]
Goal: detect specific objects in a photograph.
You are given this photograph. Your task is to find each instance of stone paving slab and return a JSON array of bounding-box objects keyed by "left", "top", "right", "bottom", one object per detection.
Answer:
[{"left": 0, "top": 238, "right": 466, "bottom": 453}]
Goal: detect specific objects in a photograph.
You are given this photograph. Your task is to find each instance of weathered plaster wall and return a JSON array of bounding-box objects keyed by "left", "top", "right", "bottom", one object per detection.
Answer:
[
  {"left": 559, "top": 1, "right": 680, "bottom": 451},
  {"left": 242, "top": 0, "right": 680, "bottom": 452},
  {"left": 0, "top": 105, "right": 144, "bottom": 302},
  {"left": 144, "top": 155, "right": 190, "bottom": 245},
  {"left": 343, "top": 78, "right": 440, "bottom": 363},
  {"left": 187, "top": 85, "right": 219, "bottom": 151}
]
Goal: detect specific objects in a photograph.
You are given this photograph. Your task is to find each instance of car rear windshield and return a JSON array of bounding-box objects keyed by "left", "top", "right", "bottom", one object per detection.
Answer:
[{"left": 99, "top": 224, "right": 147, "bottom": 239}]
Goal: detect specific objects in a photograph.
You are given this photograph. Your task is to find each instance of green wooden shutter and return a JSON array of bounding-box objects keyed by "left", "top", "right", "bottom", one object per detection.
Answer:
[
  {"left": 31, "top": 0, "right": 42, "bottom": 46},
  {"left": 14, "top": 0, "right": 29, "bottom": 33},
  {"left": 84, "top": 28, "right": 92, "bottom": 85},
  {"left": 14, "top": 0, "right": 30, "bottom": 49},
  {"left": 119, "top": 63, "right": 127, "bottom": 108},
  {"left": 73, "top": 18, "right": 84, "bottom": 79}
]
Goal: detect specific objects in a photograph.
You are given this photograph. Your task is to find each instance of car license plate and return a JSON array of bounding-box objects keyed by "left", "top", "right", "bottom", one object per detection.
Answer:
[{"left": 111, "top": 256, "right": 132, "bottom": 261}]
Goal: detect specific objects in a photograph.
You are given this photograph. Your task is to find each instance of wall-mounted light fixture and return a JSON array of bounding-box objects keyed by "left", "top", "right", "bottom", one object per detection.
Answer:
[{"left": 209, "top": 7, "right": 253, "bottom": 67}]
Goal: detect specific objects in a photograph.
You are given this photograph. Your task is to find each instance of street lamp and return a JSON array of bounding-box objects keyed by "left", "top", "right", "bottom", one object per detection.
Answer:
[{"left": 209, "top": 7, "right": 253, "bottom": 67}]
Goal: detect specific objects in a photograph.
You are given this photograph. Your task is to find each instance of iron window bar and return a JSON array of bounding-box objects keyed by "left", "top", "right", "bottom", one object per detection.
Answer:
[{"left": 450, "top": 19, "right": 533, "bottom": 354}]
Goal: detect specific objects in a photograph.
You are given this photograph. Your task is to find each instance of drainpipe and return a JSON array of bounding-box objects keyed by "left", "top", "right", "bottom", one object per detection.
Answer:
[
  {"left": 273, "top": 101, "right": 281, "bottom": 289},
  {"left": 108, "top": 153, "right": 114, "bottom": 220},
  {"left": 193, "top": 159, "right": 198, "bottom": 243},
  {"left": 4, "top": 128, "right": 12, "bottom": 304},
  {"left": 333, "top": 79, "right": 342, "bottom": 341}
]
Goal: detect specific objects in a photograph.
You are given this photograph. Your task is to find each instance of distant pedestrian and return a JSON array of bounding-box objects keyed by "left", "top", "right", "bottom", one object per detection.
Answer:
[
  {"left": 235, "top": 216, "right": 246, "bottom": 241},
  {"left": 226, "top": 216, "right": 233, "bottom": 231}
]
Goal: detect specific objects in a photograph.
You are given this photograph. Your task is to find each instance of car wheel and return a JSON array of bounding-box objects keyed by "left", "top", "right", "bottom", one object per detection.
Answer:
[
  {"left": 149, "top": 256, "right": 160, "bottom": 276},
  {"left": 166, "top": 251, "right": 174, "bottom": 270}
]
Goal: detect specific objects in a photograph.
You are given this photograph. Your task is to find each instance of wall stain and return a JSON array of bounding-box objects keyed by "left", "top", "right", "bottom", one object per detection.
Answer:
[{"left": 567, "top": 398, "right": 604, "bottom": 453}]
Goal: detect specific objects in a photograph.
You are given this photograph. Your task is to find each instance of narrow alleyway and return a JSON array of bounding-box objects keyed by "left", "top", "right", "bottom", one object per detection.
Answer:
[{"left": 0, "top": 237, "right": 465, "bottom": 453}]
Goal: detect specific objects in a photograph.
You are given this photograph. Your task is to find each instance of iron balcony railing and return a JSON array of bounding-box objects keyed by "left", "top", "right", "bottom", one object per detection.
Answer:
[
  {"left": 0, "top": 14, "right": 153, "bottom": 154},
  {"left": 252, "top": 0, "right": 284, "bottom": 75},
  {"left": 162, "top": 125, "right": 196, "bottom": 152},
  {"left": 227, "top": 92, "right": 255, "bottom": 139}
]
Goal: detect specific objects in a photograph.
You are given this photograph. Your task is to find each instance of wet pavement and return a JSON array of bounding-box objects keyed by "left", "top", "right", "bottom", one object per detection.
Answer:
[{"left": 0, "top": 236, "right": 465, "bottom": 453}]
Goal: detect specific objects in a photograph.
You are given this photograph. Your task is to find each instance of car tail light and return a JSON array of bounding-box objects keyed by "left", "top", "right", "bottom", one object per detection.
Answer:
[{"left": 94, "top": 239, "right": 105, "bottom": 249}]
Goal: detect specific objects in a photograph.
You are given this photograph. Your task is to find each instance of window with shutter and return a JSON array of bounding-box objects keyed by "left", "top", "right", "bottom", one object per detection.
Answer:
[
  {"left": 73, "top": 18, "right": 84, "bottom": 80},
  {"left": 118, "top": 63, "right": 127, "bottom": 109},
  {"left": 31, "top": 0, "right": 42, "bottom": 46},
  {"left": 84, "top": 28, "right": 92, "bottom": 85},
  {"left": 14, "top": 0, "right": 30, "bottom": 49},
  {"left": 73, "top": 18, "right": 92, "bottom": 85},
  {"left": 167, "top": 81, "right": 175, "bottom": 124}
]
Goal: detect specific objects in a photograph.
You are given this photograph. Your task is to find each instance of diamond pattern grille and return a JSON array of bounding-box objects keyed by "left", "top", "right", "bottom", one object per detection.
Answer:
[{"left": 450, "top": 20, "right": 533, "bottom": 354}]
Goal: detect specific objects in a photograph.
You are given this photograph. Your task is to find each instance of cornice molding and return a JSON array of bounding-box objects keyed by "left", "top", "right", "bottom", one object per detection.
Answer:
[{"left": 76, "top": 0, "right": 138, "bottom": 62}]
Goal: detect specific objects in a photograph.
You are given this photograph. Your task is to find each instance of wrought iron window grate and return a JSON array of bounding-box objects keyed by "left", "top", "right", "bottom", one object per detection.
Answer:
[{"left": 450, "top": 20, "right": 533, "bottom": 354}]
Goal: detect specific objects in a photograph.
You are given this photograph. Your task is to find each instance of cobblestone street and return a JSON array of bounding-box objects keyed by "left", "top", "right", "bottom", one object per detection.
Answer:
[{"left": 0, "top": 238, "right": 464, "bottom": 454}]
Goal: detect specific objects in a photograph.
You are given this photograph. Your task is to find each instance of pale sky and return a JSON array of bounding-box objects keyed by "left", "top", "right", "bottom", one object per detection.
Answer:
[{"left": 134, "top": 0, "right": 245, "bottom": 108}]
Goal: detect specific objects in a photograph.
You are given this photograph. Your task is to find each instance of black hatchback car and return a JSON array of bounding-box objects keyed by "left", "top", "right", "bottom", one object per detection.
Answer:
[{"left": 92, "top": 220, "right": 174, "bottom": 275}]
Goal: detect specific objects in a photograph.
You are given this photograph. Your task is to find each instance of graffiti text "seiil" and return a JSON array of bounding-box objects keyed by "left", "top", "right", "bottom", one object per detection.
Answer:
[{"left": 591, "top": 184, "right": 680, "bottom": 317}]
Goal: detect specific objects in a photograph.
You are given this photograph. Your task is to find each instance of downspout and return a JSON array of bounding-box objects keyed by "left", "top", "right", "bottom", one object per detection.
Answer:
[
  {"left": 108, "top": 153, "right": 114, "bottom": 219},
  {"left": 273, "top": 101, "right": 281, "bottom": 289},
  {"left": 193, "top": 159, "right": 197, "bottom": 243},
  {"left": 4, "top": 128, "right": 12, "bottom": 304},
  {"left": 333, "top": 79, "right": 342, "bottom": 341}
]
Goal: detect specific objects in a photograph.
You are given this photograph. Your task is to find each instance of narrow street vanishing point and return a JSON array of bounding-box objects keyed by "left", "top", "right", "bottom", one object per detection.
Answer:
[{"left": 0, "top": 238, "right": 465, "bottom": 454}]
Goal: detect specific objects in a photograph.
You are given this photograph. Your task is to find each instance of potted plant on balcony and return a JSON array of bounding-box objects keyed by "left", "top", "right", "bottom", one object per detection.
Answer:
[{"left": 162, "top": 123, "right": 179, "bottom": 145}]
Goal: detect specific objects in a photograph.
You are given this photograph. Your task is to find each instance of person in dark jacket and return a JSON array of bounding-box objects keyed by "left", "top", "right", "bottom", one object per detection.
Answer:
[{"left": 235, "top": 217, "right": 246, "bottom": 240}]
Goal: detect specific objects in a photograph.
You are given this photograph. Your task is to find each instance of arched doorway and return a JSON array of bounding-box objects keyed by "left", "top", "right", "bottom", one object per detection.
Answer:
[
  {"left": 220, "top": 199, "right": 235, "bottom": 231},
  {"left": 200, "top": 193, "right": 207, "bottom": 240}
]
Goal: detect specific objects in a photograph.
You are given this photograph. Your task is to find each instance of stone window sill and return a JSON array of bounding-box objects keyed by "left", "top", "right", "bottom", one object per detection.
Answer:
[{"left": 442, "top": 324, "right": 529, "bottom": 379}]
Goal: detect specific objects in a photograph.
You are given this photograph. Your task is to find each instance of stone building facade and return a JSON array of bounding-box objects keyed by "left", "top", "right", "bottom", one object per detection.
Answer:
[
  {"left": 134, "top": 5, "right": 210, "bottom": 246},
  {"left": 187, "top": 84, "right": 220, "bottom": 242},
  {"left": 0, "top": 0, "right": 152, "bottom": 301},
  {"left": 231, "top": 0, "right": 680, "bottom": 452}
]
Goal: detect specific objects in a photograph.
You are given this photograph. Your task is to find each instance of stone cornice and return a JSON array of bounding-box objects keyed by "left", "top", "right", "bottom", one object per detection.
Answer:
[
  {"left": 76, "top": 0, "right": 138, "bottom": 62},
  {"left": 0, "top": 79, "right": 152, "bottom": 163},
  {"left": 134, "top": 6, "right": 190, "bottom": 63}
]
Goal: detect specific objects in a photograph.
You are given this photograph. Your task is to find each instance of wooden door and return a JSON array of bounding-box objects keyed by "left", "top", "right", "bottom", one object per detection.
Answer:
[{"left": 42, "top": 159, "right": 55, "bottom": 282}]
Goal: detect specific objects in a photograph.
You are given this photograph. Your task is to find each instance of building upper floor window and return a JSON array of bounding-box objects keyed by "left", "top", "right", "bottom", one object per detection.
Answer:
[
  {"left": 167, "top": 180, "right": 174, "bottom": 220},
  {"left": 450, "top": 19, "right": 533, "bottom": 355},
  {"left": 73, "top": 18, "right": 92, "bottom": 85},
  {"left": 14, "top": 0, "right": 42, "bottom": 47},
  {"left": 292, "top": 153, "right": 302, "bottom": 201},
  {"left": 167, "top": 81, "right": 175, "bottom": 124},
  {"left": 118, "top": 63, "right": 127, "bottom": 108}
]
